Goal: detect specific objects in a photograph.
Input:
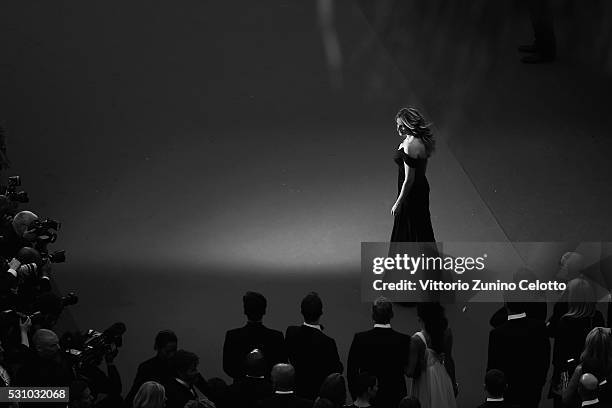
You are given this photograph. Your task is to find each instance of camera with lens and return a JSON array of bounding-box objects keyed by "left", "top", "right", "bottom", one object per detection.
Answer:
[
  {"left": 38, "top": 249, "right": 66, "bottom": 265},
  {"left": 30, "top": 218, "right": 61, "bottom": 245},
  {"left": 0, "top": 292, "right": 79, "bottom": 327},
  {"left": 27, "top": 217, "right": 66, "bottom": 264},
  {"left": 62, "top": 322, "right": 126, "bottom": 368},
  {"left": 1, "top": 176, "right": 29, "bottom": 203}
]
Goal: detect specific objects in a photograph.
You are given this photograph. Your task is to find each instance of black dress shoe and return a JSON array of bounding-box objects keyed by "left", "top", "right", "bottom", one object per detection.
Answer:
[
  {"left": 521, "top": 53, "right": 555, "bottom": 63},
  {"left": 518, "top": 44, "right": 538, "bottom": 53}
]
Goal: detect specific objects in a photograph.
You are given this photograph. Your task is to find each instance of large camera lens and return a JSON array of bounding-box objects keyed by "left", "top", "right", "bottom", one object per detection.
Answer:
[{"left": 50, "top": 250, "right": 66, "bottom": 263}]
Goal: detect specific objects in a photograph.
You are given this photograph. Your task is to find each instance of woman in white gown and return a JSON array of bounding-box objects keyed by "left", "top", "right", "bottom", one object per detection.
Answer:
[{"left": 407, "top": 303, "right": 457, "bottom": 408}]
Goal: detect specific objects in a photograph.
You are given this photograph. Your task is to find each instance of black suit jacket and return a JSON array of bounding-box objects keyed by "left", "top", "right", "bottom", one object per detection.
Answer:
[
  {"left": 223, "top": 321, "right": 287, "bottom": 380},
  {"left": 228, "top": 376, "right": 274, "bottom": 408},
  {"left": 489, "top": 303, "right": 547, "bottom": 328},
  {"left": 126, "top": 355, "right": 172, "bottom": 404},
  {"left": 476, "top": 400, "right": 520, "bottom": 408},
  {"left": 601, "top": 378, "right": 612, "bottom": 406},
  {"left": 487, "top": 317, "right": 551, "bottom": 408},
  {"left": 256, "top": 393, "right": 313, "bottom": 408},
  {"left": 0, "top": 225, "right": 24, "bottom": 259},
  {"left": 14, "top": 353, "right": 75, "bottom": 408},
  {"left": 347, "top": 327, "right": 411, "bottom": 408},
  {"left": 285, "top": 324, "right": 343, "bottom": 399},
  {"left": 164, "top": 378, "right": 198, "bottom": 408}
]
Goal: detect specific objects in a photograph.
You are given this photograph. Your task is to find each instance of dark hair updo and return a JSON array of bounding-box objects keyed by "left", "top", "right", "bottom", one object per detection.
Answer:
[
  {"left": 416, "top": 302, "right": 448, "bottom": 354},
  {"left": 396, "top": 107, "right": 435, "bottom": 157}
]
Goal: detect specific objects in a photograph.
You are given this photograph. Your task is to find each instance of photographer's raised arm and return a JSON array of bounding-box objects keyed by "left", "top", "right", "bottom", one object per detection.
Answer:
[{"left": 19, "top": 314, "right": 31, "bottom": 348}]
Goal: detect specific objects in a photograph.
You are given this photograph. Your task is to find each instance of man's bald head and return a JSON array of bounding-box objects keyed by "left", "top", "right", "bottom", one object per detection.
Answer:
[
  {"left": 579, "top": 373, "right": 599, "bottom": 401},
  {"left": 12, "top": 211, "right": 38, "bottom": 238},
  {"left": 271, "top": 363, "right": 295, "bottom": 392},
  {"left": 33, "top": 329, "right": 60, "bottom": 359}
]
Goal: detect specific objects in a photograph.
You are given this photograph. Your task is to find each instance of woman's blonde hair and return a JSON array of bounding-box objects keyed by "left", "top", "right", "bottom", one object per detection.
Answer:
[
  {"left": 133, "top": 381, "right": 166, "bottom": 408},
  {"left": 564, "top": 278, "right": 596, "bottom": 319}
]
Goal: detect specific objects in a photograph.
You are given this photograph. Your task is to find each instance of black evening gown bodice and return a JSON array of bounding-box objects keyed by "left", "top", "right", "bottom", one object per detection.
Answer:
[{"left": 390, "top": 148, "right": 435, "bottom": 242}]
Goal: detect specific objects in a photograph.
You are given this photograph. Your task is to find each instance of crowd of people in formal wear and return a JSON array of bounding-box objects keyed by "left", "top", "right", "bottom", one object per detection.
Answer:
[{"left": 2, "top": 172, "right": 612, "bottom": 408}]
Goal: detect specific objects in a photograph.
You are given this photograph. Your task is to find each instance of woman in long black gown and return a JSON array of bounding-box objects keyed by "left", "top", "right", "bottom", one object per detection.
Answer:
[{"left": 390, "top": 107, "right": 435, "bottom": 242}]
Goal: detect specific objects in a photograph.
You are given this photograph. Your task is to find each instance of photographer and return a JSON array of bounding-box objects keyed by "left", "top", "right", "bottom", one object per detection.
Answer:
[
  {"left": 0, "top": 258, "right": 21, "bottom": 301},
  {"left": 76, "top": 343, "right": 123, "bottom": 408},
  {"left": 14, "top": 328, "right": 74, "bottom": 385},
  {"left": 60, "top": 322, "right": 126, "bottom": 407},
  {"left": 0, "top": 211, "right": 38, "bottom": 259},
  {"left": 14, "top": 329, "right": 75, "bottom": 407},
  {"left": 0, "top": 309, "right": 32, "bottom": 379},
  {"left": 28, "top": 292, "right": 65, "bottom": 333}
]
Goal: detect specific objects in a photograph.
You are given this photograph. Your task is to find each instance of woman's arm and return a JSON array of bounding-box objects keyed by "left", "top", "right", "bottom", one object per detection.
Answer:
[
  {"left": 444, "top": 328, "right": 458, "bottom": 395},
  {"left": 392, "top": 161, "right": 415, "bottom": 215},
  {"left": 405, "top": 333, "right": 424, "bottom": 378},
  {"left": 562, "top": 364, "right": 582, "bottom": 406}
]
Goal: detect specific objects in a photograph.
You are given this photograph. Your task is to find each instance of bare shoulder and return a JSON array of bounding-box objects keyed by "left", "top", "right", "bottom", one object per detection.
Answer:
[
  {"left": 411, "top": 332, "right": 426, "bottom": 345},
  {"left": 413, "top": 139, "right": 427, "bottom": 158},
  {"left": 405, "top": 137, "right": 426, "bottom": 158}
]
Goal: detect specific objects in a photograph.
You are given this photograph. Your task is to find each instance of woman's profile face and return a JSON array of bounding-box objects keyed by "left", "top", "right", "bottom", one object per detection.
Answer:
[{"left": 396, "top": 118, "right": 410, "bottom": 137}]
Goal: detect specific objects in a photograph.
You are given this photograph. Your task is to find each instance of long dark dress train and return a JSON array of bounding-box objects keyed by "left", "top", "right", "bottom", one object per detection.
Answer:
[{"left": 390, "top": 148, "right": 435, "bottom": 242}]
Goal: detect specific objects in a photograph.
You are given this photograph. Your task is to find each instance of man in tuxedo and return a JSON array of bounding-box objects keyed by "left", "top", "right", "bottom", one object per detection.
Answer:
[
  {"left": 347, "top": 297, "right": 411, "bottom": 408},
  {"left": 256, "top": 364, "right": 312, "bottom": 408},
  {"left": 477, "top": 369, "right": 516, "bottom": 408},
  {"left": 164, "top": 349, "right": 208, "bottom": 408},
  {"left": 228, "top": 349, "right": 273, "bottom": 408},
  {"left": 487, "top": 301, "right": 551, "bottom": 408},
  {"left": 223, "top": 291, "right": 286, "bottom": 382},
  {"left": 490, "top": 268, "right": 547, "bottom": 328},
  {"left": 285, "top": 292, "right": 343, "bottom": 399}
]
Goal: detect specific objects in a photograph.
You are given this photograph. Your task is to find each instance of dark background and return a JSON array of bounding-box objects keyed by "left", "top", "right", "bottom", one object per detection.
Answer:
[{"left": 2, "top": 0, "right": 612, "bottom": 406}]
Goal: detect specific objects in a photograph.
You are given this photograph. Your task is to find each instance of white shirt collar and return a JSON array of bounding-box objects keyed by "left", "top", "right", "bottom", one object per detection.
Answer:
[
  {"left": 175, "top": 378, "right": 191, "bottom": 389},
  {"left": 275, "top": 390, "right": 294, "bottom": 394},
  {"left": 487, "top": 398, "right": 504, "bottom": 402},
  {"left": 374, "top": 324, "right": 391, "bottom": 329},
  {"left": 582, "top": 399, "right": 599, "bottom": 406},
  {"left": 303, "top": 322, "right": 322, "bottom": 331},
  {"left": 246, "top": 374, "right": 265, "bottom": 379},
  {"left": 600, "top": 379, "right": 607, "bottom": 386},
  {"left": 507, "top": 312, "right": 527, "bottom": 320}
]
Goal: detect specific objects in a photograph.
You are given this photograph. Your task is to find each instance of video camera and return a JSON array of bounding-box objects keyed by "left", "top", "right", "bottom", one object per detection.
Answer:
[
  {"left": 1, "top": 176, "right": 29, "bottom": 203},
  {"left": 62, "top": 322, "right": 126, "bottom": 368}
]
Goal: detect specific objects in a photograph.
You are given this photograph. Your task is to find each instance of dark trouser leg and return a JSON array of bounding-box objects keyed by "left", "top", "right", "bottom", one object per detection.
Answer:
[{"left": 528, "top": 0, "right": 556, "bottom": 57}]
